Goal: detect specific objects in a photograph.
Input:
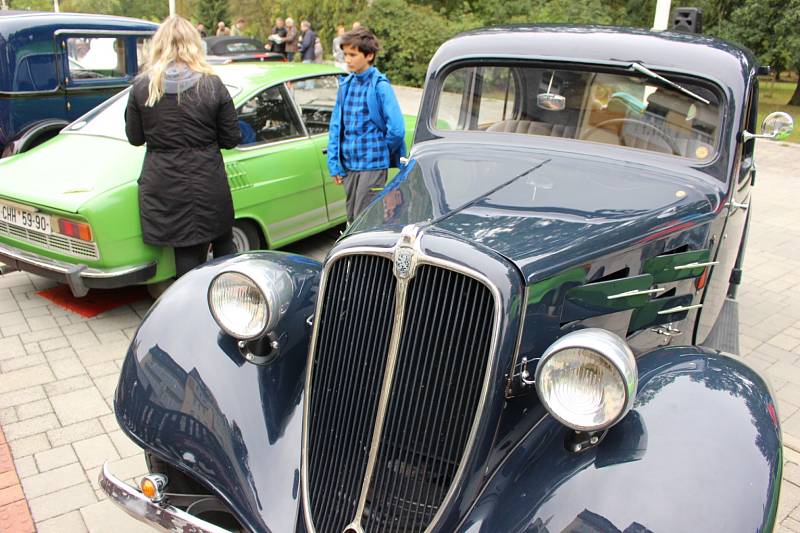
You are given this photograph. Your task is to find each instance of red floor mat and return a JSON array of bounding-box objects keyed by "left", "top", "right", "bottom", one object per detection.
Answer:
[{"left": 36, "top": 285, "right": 151, "bottom": 318}]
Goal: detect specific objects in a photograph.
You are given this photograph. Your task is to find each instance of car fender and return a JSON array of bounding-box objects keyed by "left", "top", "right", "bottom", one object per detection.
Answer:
[
  {"left": 457, "top": 346, "right": 781, "bottom": 533},
  {"left": 1, "top": 119, "right": 68, "bottom": 157},
  {"left": 114, "top": 251, "right": 320, "bottom": 533}
]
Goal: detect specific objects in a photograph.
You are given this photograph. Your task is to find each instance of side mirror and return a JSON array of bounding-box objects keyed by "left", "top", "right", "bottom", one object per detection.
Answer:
[{"left": 742, "top": 111, "right": 794, "bottom": 142}]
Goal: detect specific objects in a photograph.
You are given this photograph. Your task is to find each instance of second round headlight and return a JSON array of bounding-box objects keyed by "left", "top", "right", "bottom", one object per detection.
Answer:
[
  {"left": 535, "top": 329, "right": 637, "bottom": 432},
  {"left": 208, "top": 271, "right": 270, "bottom": 340}
]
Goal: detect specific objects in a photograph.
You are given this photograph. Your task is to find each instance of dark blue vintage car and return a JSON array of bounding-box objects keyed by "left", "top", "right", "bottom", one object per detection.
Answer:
[
  {"left": 0, "top": 11, "right": 156, "bottom": 156},
  {"left": 102, "top": 25, "right": 794, "bottom": 532}
]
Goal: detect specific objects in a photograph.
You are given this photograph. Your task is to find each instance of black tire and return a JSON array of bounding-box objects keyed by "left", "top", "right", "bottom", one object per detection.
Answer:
[{"left": 231, "top": 220, "right": 262, "bottom": 252}]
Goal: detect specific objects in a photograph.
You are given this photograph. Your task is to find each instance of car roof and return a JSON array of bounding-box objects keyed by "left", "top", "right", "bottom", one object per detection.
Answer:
[
  {"left": 215, "top": 62, "right": 343, "bottom": 94},
  {"left": 431, "top": 25, "right": 756, "bottom": 96},
  {"left": 0, "top": 11, "right": 158, "bottom": 32}
]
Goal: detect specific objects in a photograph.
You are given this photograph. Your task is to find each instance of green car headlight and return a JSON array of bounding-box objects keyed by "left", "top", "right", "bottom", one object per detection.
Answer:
[
  {"left": 535, "top": 328, "right": 637, "bottom": 432},
  {"left": 208, "top": 271, "right": 270, "bottom": 340}
]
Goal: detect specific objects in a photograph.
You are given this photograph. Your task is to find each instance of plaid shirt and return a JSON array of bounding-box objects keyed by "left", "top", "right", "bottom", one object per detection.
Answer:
[{"left": 341, "top": 68, "right": 389, "bottom": 172}]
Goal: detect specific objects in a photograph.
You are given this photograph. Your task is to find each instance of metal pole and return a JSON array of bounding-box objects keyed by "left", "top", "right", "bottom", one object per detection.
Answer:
[
  {"left": 169, "top": 0, "right": 175, "bottom": 16},
  {"left": 653, "top": 0, "right": 671, "bottom": 30}
]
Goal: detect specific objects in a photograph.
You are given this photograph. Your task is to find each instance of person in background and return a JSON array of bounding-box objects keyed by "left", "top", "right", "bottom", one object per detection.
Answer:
[
  {"left": 299, "top": 20, "right": 316, "bottom": 63},
  {"left": 327, "top": 28, "right": 406, "bottom": 224},
  {"left": 285, "top": 17, "right": 299, "bottom": 61},
  {"left": 352, "top": 21, "right": 362, "bottom": 30},
  {"left": 216, "top": 21, "right": 229, "bottom": 36},
  {"left": 195, "top": 22, "right": 207, "bottom": 38},
  {"left": 231, "top": 18, "right": 246, "bottom": 36},
  {"left": 332, "top": 25, "right": 346, "bottom": 70},
  {"left": 268, "top": 17, "right": 287, "bottom": 57},
  {"left": 125, "top": 15, "right": 241, "bottom": 278}
]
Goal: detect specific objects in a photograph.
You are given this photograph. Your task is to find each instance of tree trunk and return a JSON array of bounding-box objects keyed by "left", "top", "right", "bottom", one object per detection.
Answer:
[{"left": 790, "top": 77, "right": 800, "bottom": 106}]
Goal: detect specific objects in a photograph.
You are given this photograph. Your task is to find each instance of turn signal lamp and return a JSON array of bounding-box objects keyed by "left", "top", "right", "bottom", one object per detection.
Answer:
[
  {"left": 139, "top": 473, "right": 167, "bottom": 502},
  {"left": 57, "top": 219, "right": 93, "bottom": 242}
]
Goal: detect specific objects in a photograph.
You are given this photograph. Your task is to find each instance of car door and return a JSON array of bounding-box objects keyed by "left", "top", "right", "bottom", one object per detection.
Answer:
[
  {"left": 285, "top": 74, "right": 347, "bottom": 222},
  {"left": 222, "top": 83, "right": 329, "bottom": 248},
  {"left": 57, "top": 32, "right": 151, "bottom": 120}
]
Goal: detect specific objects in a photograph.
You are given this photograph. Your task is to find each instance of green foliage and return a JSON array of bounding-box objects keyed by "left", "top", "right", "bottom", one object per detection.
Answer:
[
  {"left": 195, "top": 0, "right": 229, "bottom": 30},
  {"left": 7, "top": 0, "right": 55, "bottom": 10}
]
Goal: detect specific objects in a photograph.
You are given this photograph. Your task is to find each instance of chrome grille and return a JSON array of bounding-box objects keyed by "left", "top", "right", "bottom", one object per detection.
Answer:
[
  {"left": 308, "top": 254, "right": 397, "bottom": 532},
  {"left": 306, "top": 254, "right": 495, "bottom": 533},
  {"left": 0, "top": 221, "right": 99, "bottom": 260}
]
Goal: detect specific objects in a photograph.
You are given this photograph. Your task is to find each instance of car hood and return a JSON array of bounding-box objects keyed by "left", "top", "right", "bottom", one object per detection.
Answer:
[
  {"left": 351, "top": 142, "right": 724, "bottom": 283},
  {"left": 0, "top": 134, "right": 142, "bottom": 213}
]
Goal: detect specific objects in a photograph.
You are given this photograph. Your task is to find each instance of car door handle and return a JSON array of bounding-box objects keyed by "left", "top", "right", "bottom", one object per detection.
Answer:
[
  {"left": 321, "top": 148, "right": 328, "bottom": 155},
  {"left": 726, "top": 200, "right": 749, "bottom": 211}
]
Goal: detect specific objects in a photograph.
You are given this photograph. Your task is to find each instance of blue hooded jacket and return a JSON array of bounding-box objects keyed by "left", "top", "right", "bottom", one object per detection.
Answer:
[{"left": 326, "top": 68, "right": 407, "bottom": 177}]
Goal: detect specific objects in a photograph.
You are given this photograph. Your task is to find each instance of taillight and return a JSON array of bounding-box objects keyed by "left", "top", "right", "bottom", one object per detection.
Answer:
[{"left": 57, "top": 219, "right": 93, "bottom": 241}]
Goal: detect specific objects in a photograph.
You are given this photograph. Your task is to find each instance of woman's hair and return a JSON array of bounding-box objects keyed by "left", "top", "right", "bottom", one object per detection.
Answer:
[{"left": 141, "top": 15, "right": 215, "bottom": 107}]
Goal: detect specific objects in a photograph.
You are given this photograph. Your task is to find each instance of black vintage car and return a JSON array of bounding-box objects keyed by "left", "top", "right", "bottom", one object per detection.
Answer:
[
  {"left": 203, "top": 35, "right": 285, "bottom": 64},
  {"left": 102, "top": 26, "right": 794, "bottom": 532}
]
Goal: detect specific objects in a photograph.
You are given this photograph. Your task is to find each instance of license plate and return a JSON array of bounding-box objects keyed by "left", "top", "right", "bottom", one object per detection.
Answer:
[{"left": 0, "top": 202, "right": 52, "bottom": 234}]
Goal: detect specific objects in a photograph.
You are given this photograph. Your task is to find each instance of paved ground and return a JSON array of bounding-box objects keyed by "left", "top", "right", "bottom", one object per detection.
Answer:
[{"left": 0, "top": 87, "right": 799, "bottom": 531}]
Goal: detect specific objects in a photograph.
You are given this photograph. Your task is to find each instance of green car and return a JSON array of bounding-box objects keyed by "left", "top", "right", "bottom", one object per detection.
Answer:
[{"left": 0, "top": 62, "right": 415, "bottom": 296}]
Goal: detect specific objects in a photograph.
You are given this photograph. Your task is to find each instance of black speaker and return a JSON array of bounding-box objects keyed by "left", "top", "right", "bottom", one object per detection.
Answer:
[{"left": 672, "top": 7, "right": 703, "bottom": 33}]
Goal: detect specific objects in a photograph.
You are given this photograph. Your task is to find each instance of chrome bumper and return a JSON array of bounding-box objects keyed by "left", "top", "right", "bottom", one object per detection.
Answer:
[
  {"left": 0, "top": 242, "right": 156, "bottom": 297},
  {"left": 99, "top": 463, "right": 230, "bottom": 533}
]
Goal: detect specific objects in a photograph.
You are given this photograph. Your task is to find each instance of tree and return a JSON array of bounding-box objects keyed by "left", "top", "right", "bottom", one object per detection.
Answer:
[
  {"left": 722, "top": 0, "right": 800, "bottom": 105},
  {"left": 196, "top": 0, "right": 230, "bottom": 31}
]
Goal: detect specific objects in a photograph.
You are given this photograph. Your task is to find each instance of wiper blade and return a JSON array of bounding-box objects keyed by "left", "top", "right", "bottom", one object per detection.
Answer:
[{"left": 629, "top": 62, "right": 710, "bottom": 105}]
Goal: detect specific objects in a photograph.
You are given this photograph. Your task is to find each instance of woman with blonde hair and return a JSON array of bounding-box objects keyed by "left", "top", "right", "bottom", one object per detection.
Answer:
[{"left": 125, "top": 15, "right": 240, "bottom": 279}]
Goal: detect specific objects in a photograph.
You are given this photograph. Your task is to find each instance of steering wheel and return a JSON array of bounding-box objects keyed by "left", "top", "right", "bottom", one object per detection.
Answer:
[{"left": 580, "top": 118, "right": 681, "bottom": 156}]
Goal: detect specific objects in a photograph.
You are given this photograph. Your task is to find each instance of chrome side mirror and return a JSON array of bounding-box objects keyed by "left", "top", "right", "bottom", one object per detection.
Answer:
[{"left": 742, "top": 111, "right": 794, "bottom": 142}]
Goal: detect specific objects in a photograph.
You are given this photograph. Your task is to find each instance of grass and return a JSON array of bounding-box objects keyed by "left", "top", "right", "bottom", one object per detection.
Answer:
[{"left": 758, "top": 78, "right": 799, "bottom": 143}]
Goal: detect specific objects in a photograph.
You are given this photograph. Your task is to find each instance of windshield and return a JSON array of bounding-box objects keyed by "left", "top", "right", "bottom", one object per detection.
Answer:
[
  {"left": 435, "top": 64, "right": 722, "bottom": 161},
  {"left": 65, "top": 83, "right": 243, "bottom": 141}
]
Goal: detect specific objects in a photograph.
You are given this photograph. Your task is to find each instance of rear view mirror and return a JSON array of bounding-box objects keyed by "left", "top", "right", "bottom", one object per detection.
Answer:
[{"left": 537, "top": 71, "right": 566, "bottom": 111}]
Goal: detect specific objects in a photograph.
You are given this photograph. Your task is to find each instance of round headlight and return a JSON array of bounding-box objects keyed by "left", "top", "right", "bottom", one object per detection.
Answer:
[
  {"left": 208, "top": 271, "right": 270, "bottom": 340},
  {"left": 535, "top": 329, "right": 637, "bottom": 432}
]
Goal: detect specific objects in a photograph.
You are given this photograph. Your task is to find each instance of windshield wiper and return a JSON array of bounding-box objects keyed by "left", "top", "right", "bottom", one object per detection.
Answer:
[{"left": 629, "top": 62, "right": 710, "bottom": 105}]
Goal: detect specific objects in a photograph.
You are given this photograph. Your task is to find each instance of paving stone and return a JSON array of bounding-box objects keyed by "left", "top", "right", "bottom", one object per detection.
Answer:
[
  {"left": 80, "top": 499, "right": 155, "bottom": 533},
  {"left": 27, "top": 481, "right": 96, "bottom": 522},
  {"left": 108, "top": 430, "right": 142, "bottom": 459},
  {"left": 778, "top": 479, "right": 800, "bottom": 522},
  {"left": 0, "top": 407, "right": 17, "bottom": 425},
  {"left": 0, "top": 484, "right": 25, "bottom": 506},
  {"left": 770, "top": 334, "right": 800, "bottom": 352},
  {"left": 26, "top": 316, "right": 57, "bottom": 332},
  {"left": 34, "top": 444, "right": 78, "bottom": 472},
  {"left": 0, "top": 470, "right": 17, "bottom": 489},
  {"left": 0, "top": 311, "right": 24, "bottom": 329},
  {"left": 0, "top": 353, "right": 46, "bottom": 373},
  {"left": 54, "top": 315, "right": 71, "bottom": 327},
  {"left": 94, "top": 374, "right": 119, "bottom": 400},
  {"left": 0, "top": 499, "right": 35, "bottom": 533},
  {"left": 15, "top": 297, "right": 49, "bottom": 311},
  {"left": 76, "top": 341, "right": 129, "bottom": 367},
  {"left": 50, "top": 357, "right": 87, "bottom": 380},
  {"left": 0, "top": 336, "right": 25, "bottom": 359},
  {"left": 107, "top": 453, "right": 147, "bottom": 483},
  {"left": 86, "top": 361, "right": 120, "bottom": 379},
  {"left": 0, "top": 323, "right": 29, "bottom": 337},
  {"left": 7, "top": 433, "right": 50, "bottom": 458},
  {"left": 3, "top": 414, "right": 60, "bottom": 441},
  {"left": 42, "top": 346, "right": 77, "bottom": 362},
  {"left": 61, "top": 323, "right": 90, "bottom": 336},
  {"left": 36, "top": 510, "right": 88, "bottom": 533},
  {"left": 787, "top": 516, "right": 800, "bottom": 533},
  {"left": 19, "top": 328, "right": 63, "bottom": 344},
  {"left": 43, "top": 375, "right": 93, "bottom": 397},
  {"left": 0, "top": 365, "right": 54, "bottom": 393},
  {"left": 13, "top": 456, "right": 36, "bottom": 478},
  {"left": 100, "top": 414, "right": 120, "bottom": 433},
  {"left": 88, "top": 315, "right": 142, "bottom": 335},
  {"left": 21, "top": 462, "right": 86, "bottom": 499},
  {"left": 67, "top": 332, "right": 101, "bottom": 350},
  {"left": 51, "top": 387, "right": 110, "bottom": 426},
  {"left": 47, "top": 419, "right": 104, "bottom": 448},
  {"left": 38, "top": 336, "right": 70, "bottom": 352},
  {"left": 74, "top": 434, "right": 119, "bottom": 470},
  {"left": 15, "top": 400, "right": 52, "bottom": 421},
  {"left": 22, "top": 343, "right": 41, "bottom": 355},
  {"left": 20, "top": 306, "right": 51, "bottom": 319}
]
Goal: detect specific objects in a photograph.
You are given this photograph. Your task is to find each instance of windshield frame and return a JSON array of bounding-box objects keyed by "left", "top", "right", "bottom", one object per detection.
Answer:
[{"left": 427, "top": 58, "right": 729, "bottom": 168}]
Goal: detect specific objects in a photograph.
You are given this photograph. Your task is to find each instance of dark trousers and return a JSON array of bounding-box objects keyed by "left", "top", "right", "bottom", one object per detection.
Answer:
[{"left": 174, "top": 230, "right": 236, "bottom": 278}]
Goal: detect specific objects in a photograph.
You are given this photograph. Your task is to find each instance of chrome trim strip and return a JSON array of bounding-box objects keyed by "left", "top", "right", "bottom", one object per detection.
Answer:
[
  {"left": 99, "top": 463, "right": 229, "bottom": 533},
  {"left": 301, "top": 233, "right": 505, "bottom": 533},
  {"left": 657, "top": 303, "right": 703, "bottom": 315},
  {"left": 673, "top": 261, "right": 719, "bottom": 270},
  {"left": 606, "top": 287, "right": 665, "bottom": 300}
]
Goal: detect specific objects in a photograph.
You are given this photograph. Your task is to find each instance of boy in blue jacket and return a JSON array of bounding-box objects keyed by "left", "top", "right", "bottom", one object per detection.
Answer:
[{"left": 327, "top": 28, "right": 406, "bottom": 224}]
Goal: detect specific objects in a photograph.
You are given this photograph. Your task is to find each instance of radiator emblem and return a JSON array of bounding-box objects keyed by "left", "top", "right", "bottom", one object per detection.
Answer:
[{"left": 394, "top": 225, "right": 421, "bottom": 280}]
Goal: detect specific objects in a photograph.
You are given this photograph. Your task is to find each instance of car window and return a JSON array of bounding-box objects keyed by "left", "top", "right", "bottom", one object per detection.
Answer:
[
  {"left": 226, "top": 42, "right": 260, "bottom": 53},
  {"left": 13, "top": 54, "right": 58, "bottom": 92},
  {"left": 435, "top": 64, "right": 722, "bottom": 161},
  {"left": 67, "top": 37, "right": 127, "bottom": 80},
  {"left": 237, "top": 85, "right": 303, "bottom": 146},
  {"left": 286, "top": 75, "right": 339, "bottom": 135},
  {"left": 137, "top": 37, "right": 151, "bottom": 70}
]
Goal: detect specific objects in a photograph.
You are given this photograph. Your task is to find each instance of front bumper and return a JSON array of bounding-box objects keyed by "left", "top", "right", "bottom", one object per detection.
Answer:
[
  {"left": 0, "top": 242, "right": 156, "bottom": 297},
  {"left": 99, "top": 463, "right": 230, "bottom": 533}
]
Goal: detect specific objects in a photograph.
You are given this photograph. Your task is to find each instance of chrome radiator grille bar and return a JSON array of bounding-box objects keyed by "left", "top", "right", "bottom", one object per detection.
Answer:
[
  {"left": 306, "top": 249, "right": 496, "bottom": 533},
  {"left": 362, "top": 265, "right": 494, "bottom": 532},
  {"left": 308, "top": 254, "right": 397, "bottom": 532}
]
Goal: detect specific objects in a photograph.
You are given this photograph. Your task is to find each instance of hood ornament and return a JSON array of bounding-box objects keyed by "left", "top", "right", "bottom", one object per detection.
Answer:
[{"left": 393, "top": 225, "right": 421, "bottom": 280}]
